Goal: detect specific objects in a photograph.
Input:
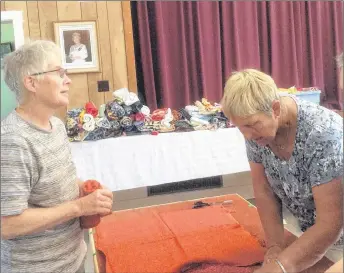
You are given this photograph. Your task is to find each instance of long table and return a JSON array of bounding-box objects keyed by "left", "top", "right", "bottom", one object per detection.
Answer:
[{"left": 70, "top": 128, "right": 250, "bottom": 191}]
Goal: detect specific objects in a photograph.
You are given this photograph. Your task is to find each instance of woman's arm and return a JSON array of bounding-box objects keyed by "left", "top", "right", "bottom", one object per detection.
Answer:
[
  {"left": 277, "top": 178, "right": 343, "bottom": 272},
  {"left": 254, "top": 178, "right": 343, "bottom": 273},
  {"left": 1, "top": 188, "right": 113, "bottom": 240},
  {"left": 250, "top": 162, "right": 285, "bottom": 249}
]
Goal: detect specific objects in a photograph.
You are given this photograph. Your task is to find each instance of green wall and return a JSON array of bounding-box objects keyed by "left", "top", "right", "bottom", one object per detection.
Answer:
[{"left": 1, "top": 21, "right": 17, "bottom": 120}]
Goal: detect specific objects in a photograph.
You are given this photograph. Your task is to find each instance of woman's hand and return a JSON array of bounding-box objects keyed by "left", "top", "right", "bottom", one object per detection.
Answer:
[
  {"left": 99, "top": 185, "right": 113, "bottom": 217},
  {"left": 76, "top": 188, "right": 113, "bottom": 216},
  {"left": 264, "top": 245, "right": 283, "bottom": 265}
]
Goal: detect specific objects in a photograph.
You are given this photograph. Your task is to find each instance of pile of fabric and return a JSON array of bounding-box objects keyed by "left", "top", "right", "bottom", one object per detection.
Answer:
[{"left": 66, "top": 89, "right": 232, "bottom": 142}]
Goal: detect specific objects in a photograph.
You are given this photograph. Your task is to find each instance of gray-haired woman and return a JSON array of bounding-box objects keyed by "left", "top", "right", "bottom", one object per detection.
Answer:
[
  {"left": 1, "top": 40, "right": 113, "bottom": 273},
  {"left": 221, "top": 69, "right": 343, "bottom": 273}
]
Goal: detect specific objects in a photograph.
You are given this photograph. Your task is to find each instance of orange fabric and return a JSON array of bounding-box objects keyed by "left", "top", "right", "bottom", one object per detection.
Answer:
[
  {"left": 95, "top": 194, "right": 333, "bottom": 273},
  {"left": 95, "top": 204, "right": 264, "bottom": 273},
  {"left": 159, "top": 207, "right": 264, "bottom": 266},
  {"left": 80, "top": 180, "right": 101, "bottom": 229}
]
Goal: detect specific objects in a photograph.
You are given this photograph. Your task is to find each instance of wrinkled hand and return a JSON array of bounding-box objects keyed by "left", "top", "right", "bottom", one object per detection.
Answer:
[
  {"left": 77, "top": 188, "right": 113, "bottom": 216},
  {"left": 263, "top": 245, "right": 283, "bottom": 266},
  {"left": 99, "top": 185, "right": 113, "bottom": 217}
]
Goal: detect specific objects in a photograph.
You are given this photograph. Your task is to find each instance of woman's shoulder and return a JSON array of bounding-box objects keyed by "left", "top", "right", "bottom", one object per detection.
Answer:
[{"left": 297, "top": 100, "right": 343, "bottom": 145}]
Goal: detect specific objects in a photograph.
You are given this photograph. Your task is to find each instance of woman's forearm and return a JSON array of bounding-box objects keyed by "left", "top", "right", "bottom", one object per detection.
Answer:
[
  {"left": 278, "top": 223, "right": 342, "bottom": 272},
  {"left": 254, "top": 184, "right": 285, "bottom": 248},
  {"left": 1, "top": 200, "right": 82, "bottom": 240}
]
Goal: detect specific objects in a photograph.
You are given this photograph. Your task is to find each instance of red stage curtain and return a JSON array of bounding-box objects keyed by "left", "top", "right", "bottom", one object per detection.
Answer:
[{"left": 132, "top": 1, "right": 343, "bottom": 110}]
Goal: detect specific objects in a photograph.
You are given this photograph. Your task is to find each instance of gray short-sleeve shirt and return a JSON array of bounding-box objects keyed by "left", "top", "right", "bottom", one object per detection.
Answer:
[
  {"left": 1, "top": 111, "right": 87, "bottom": 273},
  {"left": 246, "top": 97, "right": 343, "bottom": 245}
]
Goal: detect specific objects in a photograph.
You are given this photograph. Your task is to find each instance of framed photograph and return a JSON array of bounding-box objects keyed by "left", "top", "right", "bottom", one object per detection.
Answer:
[{"left": 53, "top": 21, "right": 100, "bottom": 74}]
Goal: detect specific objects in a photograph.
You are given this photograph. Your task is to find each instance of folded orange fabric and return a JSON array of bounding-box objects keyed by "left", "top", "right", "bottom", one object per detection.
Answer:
[
  {"left": 96, "top": 210, "right": 173, "bottom": 248},
  {"left": 95, "top": 206, "right": 264, "bottom": 273},
  {"left": 160, "top": 207, "right": 265, "bottom": 267},
  {"left": 106, "top": 239, "right": 187, "bottom": 273}
]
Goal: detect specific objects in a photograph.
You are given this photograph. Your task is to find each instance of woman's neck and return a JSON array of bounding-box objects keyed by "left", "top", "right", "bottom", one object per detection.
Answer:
[
  {"left": 277, "top": 97, "right": 297, "bottom": 133},
  {"left": 16, "top": 101, "right": 54, "bottom": 131}
]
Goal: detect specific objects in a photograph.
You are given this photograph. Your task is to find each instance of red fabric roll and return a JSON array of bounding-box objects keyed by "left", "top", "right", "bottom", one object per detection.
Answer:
[
  {"left": 85, "top": 102, "right": 99, "bottom": 117},
  {"left": 80, "top": 180, "right": 102, "bottom": 229}
]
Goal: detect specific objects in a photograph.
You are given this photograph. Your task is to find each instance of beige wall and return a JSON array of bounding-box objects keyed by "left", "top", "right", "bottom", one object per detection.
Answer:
[{"left": 1, "top": 1, "right": 137, "bottom": 120}]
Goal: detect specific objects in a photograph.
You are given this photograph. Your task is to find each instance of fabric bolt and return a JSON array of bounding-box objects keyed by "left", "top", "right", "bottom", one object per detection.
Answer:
[
  {"left": 67, "top": 108, "right": 83, "bottom": 118},
  {"left": 120, "top": 116, "right": 134, "bottom": 130},
  {"left": 84, "top": 127, "right": 108, "bottom": 141},
  {"left": 105, "top": 102, "right": 125, "bottom": 120},
  {"left": 140, "top": 105, "right": 151, "bottom": 116},
  {"left": 174, "top": 120, "right": 194, "bottom": 132},
  {"left": 151, "top": 108, "right": 167, "bottom": 121},
  {"left": 85, "top": 102, "right": 98, "bottom": 117},
  {"left": 131, "top": 101, "right": 144, "bottom": 113},
  {"left": 113, "top": 88, "right": 140, "bottom": 106},
  {"left": 95, "top": 117, "right": 111, "bottom": 129},
  {"left": 179, "top": 108, "right": 192, "bottom": 120},
  {"left": 123, "top": 105, "right": 134, "bottom": 116},
  {"left": 82, "top": 114, "right": 95, "bottom": 132},
  {"left": 246, "top": 96, "right": 343, "bottom": 245}
]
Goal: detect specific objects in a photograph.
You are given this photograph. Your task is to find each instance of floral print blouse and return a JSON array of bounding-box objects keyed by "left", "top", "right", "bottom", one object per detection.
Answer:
[{"left": 246, "top": 96, "right": 343, "bottom": 245}]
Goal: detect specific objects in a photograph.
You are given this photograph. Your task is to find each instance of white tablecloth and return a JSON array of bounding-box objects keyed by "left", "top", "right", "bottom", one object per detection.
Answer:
[{"left": 70, "top": 128, "right": 250, "bottom": 191}]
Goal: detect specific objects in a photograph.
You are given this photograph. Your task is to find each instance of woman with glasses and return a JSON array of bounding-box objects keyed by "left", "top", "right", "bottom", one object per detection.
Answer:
[
  {"left": 221, "top": 69, "right": 343, "bottom": 273},
  {"left": 1, "top": 40, "right": 113, "bottom": 273}
]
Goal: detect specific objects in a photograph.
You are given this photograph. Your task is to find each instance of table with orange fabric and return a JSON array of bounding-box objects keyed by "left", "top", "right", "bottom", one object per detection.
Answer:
[{"left": 94, "top": 194, "right": 333, "bottom": 273}]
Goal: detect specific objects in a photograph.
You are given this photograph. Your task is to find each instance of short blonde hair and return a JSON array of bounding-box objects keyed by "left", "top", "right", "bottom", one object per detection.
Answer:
[
  {"left": 3, "top": 40, "right": 61, "bottom": 102},
  {"left": 221, "top": 69, "right": 280, "bottom": 118}
]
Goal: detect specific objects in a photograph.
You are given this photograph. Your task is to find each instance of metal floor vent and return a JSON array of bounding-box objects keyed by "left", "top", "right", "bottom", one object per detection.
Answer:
[{"left": 147, "top": 176, "right": 223, "bottom": 196}]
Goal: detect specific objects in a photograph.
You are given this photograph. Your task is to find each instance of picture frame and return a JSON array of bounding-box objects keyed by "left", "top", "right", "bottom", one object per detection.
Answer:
[{"left": 53, "top": 21, "right": 100, "bottom": 74}]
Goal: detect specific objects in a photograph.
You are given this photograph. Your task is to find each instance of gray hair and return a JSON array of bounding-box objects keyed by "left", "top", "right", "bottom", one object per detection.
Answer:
[
  {"left": 336, "top": 52, "right": 343, "bottom": 68},
  {"left": 3, "top": 40, "right": 61, "bottom": 102}
]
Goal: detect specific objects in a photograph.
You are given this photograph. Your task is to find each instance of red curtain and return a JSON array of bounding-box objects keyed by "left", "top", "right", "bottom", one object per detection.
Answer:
[{"left": 132, "top": 1, "right": 343, "bottom": 110}]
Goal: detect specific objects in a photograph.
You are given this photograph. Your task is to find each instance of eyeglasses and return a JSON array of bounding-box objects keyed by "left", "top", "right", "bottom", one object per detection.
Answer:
[{"left": 30, "top": 68, "right": 68, "bottom": 78}]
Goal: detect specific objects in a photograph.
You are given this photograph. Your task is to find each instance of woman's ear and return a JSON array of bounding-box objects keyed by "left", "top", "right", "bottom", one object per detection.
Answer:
[
  {"left": 271, "top": 100, "right": 281, "bottom": 119},
  {"left": 23, "top": 76, "right": 37, "bottom": 94}
]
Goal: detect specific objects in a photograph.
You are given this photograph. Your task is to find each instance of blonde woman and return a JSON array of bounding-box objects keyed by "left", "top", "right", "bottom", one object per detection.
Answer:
[{"left": 221, "top": 69, "right": 343, "bottom": 273}]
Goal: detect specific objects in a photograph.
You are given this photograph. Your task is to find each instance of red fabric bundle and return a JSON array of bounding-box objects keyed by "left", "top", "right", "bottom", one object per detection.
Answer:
[
  {"left": 85, "top": 102, "right": 99, "bottom": 117},
  {"left": 80, "top": 180, "right": 102, "bottom": 229},
  {"left": 151, "top": 108, "right": 167, "bottom": 121},
  {"left": 135, "top": 112, "right": 145, "bottom": 121}
]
